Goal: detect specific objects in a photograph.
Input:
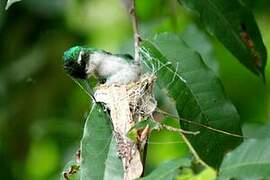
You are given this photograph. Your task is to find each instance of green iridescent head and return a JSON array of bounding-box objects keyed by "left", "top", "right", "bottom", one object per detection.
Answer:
[
  {"left": 64, "top": 46, "right": 82, "bottom": 63},
  {"left": 63, "top": 46, "right": 101, "bottom": 79}
]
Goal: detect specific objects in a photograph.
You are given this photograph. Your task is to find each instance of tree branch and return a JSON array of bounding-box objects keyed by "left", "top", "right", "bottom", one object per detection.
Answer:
[
  {"left": 129, "top": 0, "right": 141, "bottom": 64},
  {"left": 125, "top": 0, "right": 141, "bottom": 65}
]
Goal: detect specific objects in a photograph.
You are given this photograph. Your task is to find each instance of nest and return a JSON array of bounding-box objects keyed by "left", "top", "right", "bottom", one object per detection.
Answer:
[
  {"left": 94, "top": 74, "right": 157, "bottom": 180},
  {"left": 127, "top": 74, "right": 157, "bottom": 120},
  {"left": 95, "top": 74, "right": 157, "bottom": 120}
]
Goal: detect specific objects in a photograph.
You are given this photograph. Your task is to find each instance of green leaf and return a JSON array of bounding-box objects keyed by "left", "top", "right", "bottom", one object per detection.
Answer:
[
  {"left": 219, "top": 138, "right": 270, "bottom": 179},
  {"left": 128, "top": 118, "right": 161, "bottom": 142},
  {"left": 141, "top": 158, "right": 191, "bottom": 180},
  {"left": 141, "top": 33, "right": 242, "bottom": 168},
  {"left": 103, "top": 138, "right": 124, "bottom": 180},
  {"left": 177, "top": 0, "right": 267, "bottom": 79},
  {"left": 129, "top": 118, "right": 161, "bottom": 131},
  {"left": 5, "top": 0, "right": 21, "bottom": 10},
  {"left": 181, "top": 24, "right": 219, "bottom": 74},
  {"left": 176, "top": 166, "right": 216, "bottom": 180},
  {"left": 80, "top": 103, "right": 123, "bottom": 180},
  {"left": 195, "top": 167, "right": 216, "bottom": 180},
  {"left": 242, "top": 123, "right": 270, "bottom": 139}
]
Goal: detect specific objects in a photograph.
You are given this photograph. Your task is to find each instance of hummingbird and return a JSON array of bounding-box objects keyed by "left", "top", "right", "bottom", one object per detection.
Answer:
[{"left": 63, "top": 46, "right": 140, "bottom": 85}]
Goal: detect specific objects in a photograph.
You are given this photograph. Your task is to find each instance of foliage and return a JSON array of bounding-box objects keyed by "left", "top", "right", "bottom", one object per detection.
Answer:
[
  {"left": 177, "top": 0, "right": 267, "bottom": 78},
  {"left": 1, "top": 0, "right": 270, "bottom": 180},
  {"left": 80, "top": 103, "right": 123, "bottom": 179},
  {"left": 5, "top": 0, "right": 21, "bottom": 10},
  {"left": 219, "top": 138, "right": 270, "bottom": 179},
  {"left": 141, "top": 33, "right": 242, "bottom": 168},
  {"left": 140, "top": 158, "right": 191, "bottom": 180}
]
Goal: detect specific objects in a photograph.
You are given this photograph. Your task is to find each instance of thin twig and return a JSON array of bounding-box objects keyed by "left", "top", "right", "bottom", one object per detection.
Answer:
[
  {"left": 178, "top": 130, "right": 208, "bottom": 167},
  {"left": 159, "top": 123, "right": 206, "bottom": 165},
  {"left": 156, "top": 108, "right": 244, "bottom": 138},
  {"left": 162, "top": 124, "right": 200, "bottom": 135},
  {"left": 154, "top": 111, "right": 207, "bottom": 166},
  {"left": 129, "top": 0, "right": 141, "bottom": 65},
  {"left": 141, "top": 137, "right": 148, "bottom": 177}
]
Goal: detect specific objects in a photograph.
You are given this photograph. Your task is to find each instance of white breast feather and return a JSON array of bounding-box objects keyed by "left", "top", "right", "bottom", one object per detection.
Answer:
[{"left": 88, "top": 52, "right": 140, "bottom": 85}]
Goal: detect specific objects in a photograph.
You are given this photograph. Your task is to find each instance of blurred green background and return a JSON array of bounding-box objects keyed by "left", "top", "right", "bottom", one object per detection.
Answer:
[{"left": 0, "top": 0, "right": 270, "bottom": 179}]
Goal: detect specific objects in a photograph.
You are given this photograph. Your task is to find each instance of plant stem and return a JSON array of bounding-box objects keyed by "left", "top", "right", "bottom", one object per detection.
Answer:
[
  {"left": 162, "top": 124, "right": 200, "bottom": 135},
  {"left": 156, "top": 108, "right": 244, "bottom": 138},
  {"left": 141, "top": 137, "right": 148, "bottom": 177},
  {"left": 123, "top": 0, "right": 147, "bottom": 177},
  {"left": 178, "top": 131, "right": 208, "bottom": 167},
  {"left": 129, "top": 0, "right": 141, "bottom": 65}
]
